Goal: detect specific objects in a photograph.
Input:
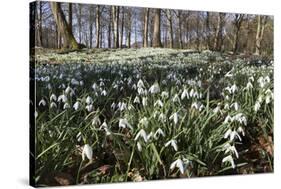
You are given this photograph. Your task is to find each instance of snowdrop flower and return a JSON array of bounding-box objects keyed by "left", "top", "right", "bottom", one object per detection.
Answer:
[
  {"left": 231, "top": 84, "right": 238, "bottom": 93},
  {"left": 58, "top": 94, "right": 67, "bottom": 103},
  {"left": 181, "top": 89, "right": 189, "bottom": 100},
  {"left": 165, "top": 139, "right": 178, "bottom": 151},
  {"left": 154, "top": 99, "right": 163, "bottom": 107},
  {"left": 158, "top": 113, "right": 166, "bottom": 122},
  {"left": 154, "top": 128, "right": 165, "bottom": 139},
  {"left": 224, "top": 115, "right": 233, "bottom": 124},
  {"left": 50, "top": 94, "right": 57, "bottom": 101},
  {"left": 65, "top": 86, "right": 74, "bottom": 96},
  {"left": 101, "top": 90, "right": 107, "bottom": 96},
  {"left": 233, "top": 113, "right": 247, "bottom": 125},
  {"left": 224, "top": 103, "right": 230, "bottom": 110},
  {"left": 82, "top": 144, "right": 93, "bottom": 161},
  {"left": 39, "top": 99, "right": 46, "bottom": 106},
  {"left": 63, "top": 103, "right": 70, "bottom": 109},
  {"left": 222, "top": 155, "right": 235, "bottom": 169},
  {"left": 149, "top": 82, "right": 160, "bottom": 94},
  {"left": 137, "top": 142, "right": 142, "bottom": 152},
  {"left": 254, "top": 101, "right": 261, "bottom": 112},
  {"left": 169, "top": 112, "right": 179, "bottom": 125},
  {"left": 230, "top": 102, "right": 239, "bottom": 111},
  {"left": 133, "top": 96, "right": 140, "bottom": 104},
  {"left": 134, "top": 129, "right": 148, "bottom": 143},
  {"left": 50, "top": 102, "right": 57, "bottom": 109},
  {"left": 86, "top": 96, "right": 93, "bottom": 104},
  {"left": 92, "top": 116, "right": 101, "bottom": 127},
  {"left": 142, "top": 97, "right": 148, "bottom": 107},
  {"left": 71, "top": 78, "right": 79, "bottom": 85},
  {"left": 224, "top": 143, "right": 239, "bottom": 158},
  {"left": 189, "top": 88, "right": 194, "bottom": 97},
  {"left": 73, "top": 101, "right": 80, "bottom": 111},
  {"left": 245, "top": 82, "right": 253, "bottom": 90},
  {"left": 86, "top": 104, "right": 93, "bottom": 112},
  {"left": 119, "top": 118, "right": 133, "bottom": 130},
  {"left": 172, "top": 94, "right": 180, "bottom": 103},
  {"left": 137, "top": 79, "right": 145, "bottom": 89},
  {"left": 118, "top": 102, "right": 127, "bottom": 111},
  {"left": 237, "top": 126, "right": 245, "bottom": 136},
  {"left": 139, "top": 117, "right": 149, "bottom": 128},
  {"left": 213, "top": 106, "right": 220, "bottom": 114},
  {"left": 79, "top": 81, "right": 84, "bottom": 86},
  {"left": 92, "top": 83, "right": 98, "bottom": 90},
  {"left": 224, "top": 129, "right": 242, "bottom": 142},
  {"left": 170, "top": 159, "right": 185, "bottom": 174},
  {"left": 191, "top": 102, "right": 199, "bottom": 110},
  {"left": 161, "top": 91, "right": 169, "bottom": 99}
]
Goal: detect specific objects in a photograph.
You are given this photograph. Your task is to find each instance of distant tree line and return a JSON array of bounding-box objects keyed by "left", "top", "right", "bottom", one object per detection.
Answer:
[{"left": 34, "top": 1, "right": 273, "bottom": 56}]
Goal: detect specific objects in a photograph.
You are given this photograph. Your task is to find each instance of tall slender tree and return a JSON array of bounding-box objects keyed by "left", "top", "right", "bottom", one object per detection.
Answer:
[
  {"left": 143, "top": 8, "right": 150, "bottom": 47},
  {"left": 255, "top": 15, "right": 268, "bottom": 55},
  {"left": 152, "top": 9, "right": 162, "bottom": 47},
  {"left": 96, "top": 5, "right": 101, "bottom": 48}
]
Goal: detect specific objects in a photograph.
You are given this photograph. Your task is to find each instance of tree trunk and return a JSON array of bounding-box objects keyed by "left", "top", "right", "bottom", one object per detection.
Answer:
[
  {"left": 143, "top": 8, "right": 150, "bottom": 47},
  {"left": 120, "top": 7, "right": 125, "bottom": 48},
  {"left": 50, "top": 2, "right": 79, "bottom": 49},
  {"left": 126, "top": 9, "right": 132, "bottom": 48},
  {"left": 255, "top": 15, "right": 267, "bottom": 55},
  {"left": 152, "top": 9, "right": 162, "bottom": 47},
  {"left": 206, "top": 12, "right": 212, "bottom": 50},
  {"left": 214, "top": 13, "right": 225, "bottom": 52},
  {"left": 89, "top": 5, "right": 94, "bottom": 48},
  {"left": 96, "top": 5, "right": 100, "bottom": 48},
  {"left": 233, "top": 14, "right": 244, "bottom": 54},
  {"left": 77, "top": 4, "right": 82, "bottom": 44},
  {"left": 195, "top": 12, "right": 200, "bottom": 50},
  {"left": 108, "top": 8, "right": 112, "bottom": 48},
  {"left": 167, "top": 10, "right": 173, "bottom": 48},
  {"left": 35, "top": 1, "right": 43, "bottom": 47},
  {"left": 177, "top": 10, "right": 183, "bottom": 49},
  {"left": 68, "top": 3, "right": 72, "bottom": 33},
  {"left": 112, "top": 6, "right": 119, "bottom": 48}
]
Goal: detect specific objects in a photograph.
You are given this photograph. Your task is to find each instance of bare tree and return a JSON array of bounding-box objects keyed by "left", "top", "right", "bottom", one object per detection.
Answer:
[
  {"left": 165, "top": 10, "right": 174, "bottom": 48},
  {"left": 152, "top": 9, "right": 162, "bottom": 47},
  {"left": 89, "top": 5, "right": 94, "bottom": 48},
  {"left": 255, "top": 15, "right": 268, "bottom": 55},
  {"left": 50, "top": 2, "right": 79, "bottom": 49}
]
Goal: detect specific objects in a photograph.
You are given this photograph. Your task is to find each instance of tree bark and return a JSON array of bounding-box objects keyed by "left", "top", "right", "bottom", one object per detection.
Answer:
[
  {"left": 89, "top": 5, "right": 94, "bottom": 48},
  {"left": 143, "top": 8, "right": 150, "bottom": 47},
  {"left": 177, "top": 10, "right": 183, "bottom": 49},
  {"left": 255, "top": 15, "right": 267, "bottom": 55},
  {"left": 96, "top": 5, "right": 101, "bottom": 48},
  {"left": 233, "top": 14, "right": 244, "bottom": 54},
  {"left": 167, "top": 10, "right": 173, "bottom": 48},
  {"left": 108, "top": 8, "right": 112, "bottom": 48},
  {"left": 68, "top": 3, "right": 72, "bottom": 33},
  {"left": 152, "top": 9, "right": 162, "bottom": 47},
  {"left": 112, "top": 6, "right": 120, "bottom": 48},
  {"left": 214, "top": 12, "right": 225, "bottom": 52},
  {"left": 50, "top": 2, "right": 79, "bottom": 49}
]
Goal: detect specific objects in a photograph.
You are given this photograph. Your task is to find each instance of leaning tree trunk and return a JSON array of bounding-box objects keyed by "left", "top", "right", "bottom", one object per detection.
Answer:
[
  {"left": 143, "top": 8, "right": 150, "bottom": 47},
  {"left": 152, "top": 9, "right": 162, "bottom": 47},
  {"left": 50, "top": 2, "right": 79, "bottom": 49}
]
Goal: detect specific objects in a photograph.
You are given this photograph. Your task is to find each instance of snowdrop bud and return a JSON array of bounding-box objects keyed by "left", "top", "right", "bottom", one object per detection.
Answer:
[
  {"left": 222, "top": 155, "right": 235, "bottom": 169},
  {"left": 142, "top": 97, "right": 148, "bottom": 107},
  {"left": 86, "top": 104, "right": 93, "bottom": 112},
  {"left": 137, "top": 142, "right": 142, "bottom": 152},
  {"left": 82, "top": 144, "right": 93, "bottom": 161},
  {"left": 254, "top": 102, "right": 261, "bottom": 112},
  {"left": 161, "top": 91, "right": 169, "bottom": 99}
]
